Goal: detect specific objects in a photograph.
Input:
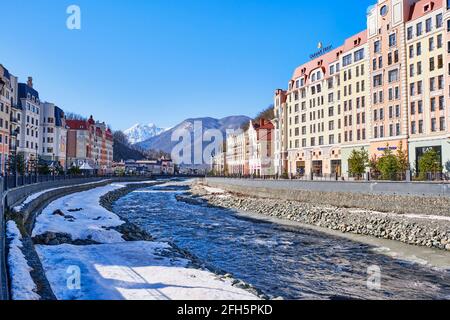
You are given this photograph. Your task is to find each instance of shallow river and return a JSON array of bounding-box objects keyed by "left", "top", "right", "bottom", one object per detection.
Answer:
[{"left": 113, "top": 183, "right": 450, "bottom": 300}]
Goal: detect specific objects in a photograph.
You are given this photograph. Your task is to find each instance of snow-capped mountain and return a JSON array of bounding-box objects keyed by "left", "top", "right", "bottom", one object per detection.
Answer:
[
  {"left": 124, "top": 123, "right": 166, "bottom": 144},
  {"left": 136, "top": 116, "right": 251, "bottom": 157}
]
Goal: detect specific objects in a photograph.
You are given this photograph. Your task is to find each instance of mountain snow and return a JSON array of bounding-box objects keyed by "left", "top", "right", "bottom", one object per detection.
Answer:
[{"left": 124, "top": 123, "right": 166, "bottom": 144}]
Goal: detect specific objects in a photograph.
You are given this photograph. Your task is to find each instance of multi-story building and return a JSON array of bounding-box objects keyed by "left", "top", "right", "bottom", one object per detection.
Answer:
[
  {"left": 406, "top": 0, "right": 448, "bottom": 172},
  {"left": 40, "top": 102, "right": 67, "bottom": 168},
  {"left": 340, "top": 32, "right": 371, "bottom": 177},
  {"left": 274, "top": 0, "right": 450, "bottom": 178},
  {"left": 0, "top": 64, "right": 12, "bottom": 174},
  {"left": 248, "top": 119, "right": 274, "bottom": 176},
  {"left": 17, "top": 77, "right": 41, "bottom": 169},
  {"left": 225, "top": 130, "right": 248, "bottom": 175},
  {"left": 281, "top": 31, "right": 367, "bottom": 178},
  {"left": 66, "top": 115, "right": 114, "bottom": 174},
  {"left": 367, "top": 0, "right": 410, "bottom": 164},
  {"left": 211, "top": 142, "right": 226, "bottom": 175},
  {"left": 273, "top": 89, "right": 288, "bottom": 176}
]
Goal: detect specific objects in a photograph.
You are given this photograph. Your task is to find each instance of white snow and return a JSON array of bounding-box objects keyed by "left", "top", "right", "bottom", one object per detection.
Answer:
[
  {"left": 6, "top": 221, "right": 40, "bottom": 300},
  {"left": 349, "top": 209, "right": 450, "bottom": 222},
  {"left": 33, "top": 182, "right": 259, "bottom": 300},
  {"left": 203, "top": 186, "right": 226, "bottom": 194},
  {"left": 32, "top": 183, "right": 127, "bottom": 244},
  {"left": 13, "top": 179, "right": 110, "bottom": 213},
  {"left": 36, "top": 242, "right": 258, "bottom": 300}
]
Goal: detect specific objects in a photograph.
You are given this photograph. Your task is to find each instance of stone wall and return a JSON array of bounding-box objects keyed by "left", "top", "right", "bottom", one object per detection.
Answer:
[{"left": 203, "top": 178, "right": 450, "bottom": 216}]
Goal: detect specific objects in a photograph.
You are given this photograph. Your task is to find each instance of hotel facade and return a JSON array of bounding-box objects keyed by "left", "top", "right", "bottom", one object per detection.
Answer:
[
  {"left": 274, "top": 0, "right": 450, "bottom": 178},
  {"left": 0, "top": 63, "right": 114, "bottom": 175}
]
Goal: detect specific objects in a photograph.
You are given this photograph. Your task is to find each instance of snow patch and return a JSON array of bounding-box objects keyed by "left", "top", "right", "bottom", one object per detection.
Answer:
[
  {"left": 32, "top": 184, "right": 126, "bottom": 243},
  {"left": 36, "top": 242, "right": 258, "bottom": 300},
  {"left": 13, "top": 179, "right": 110, "bottom": 213},
  {"left": 6, "top": 221, "right": 40, "bottom": 300}
]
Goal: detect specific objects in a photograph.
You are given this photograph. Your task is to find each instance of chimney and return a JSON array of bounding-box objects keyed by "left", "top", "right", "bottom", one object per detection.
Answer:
[
  {"left": 260, "top": 118, "right": 266, "bottom": 127},
  {"left": 27, "top": 77, "right": 33, "bottom": 88}
]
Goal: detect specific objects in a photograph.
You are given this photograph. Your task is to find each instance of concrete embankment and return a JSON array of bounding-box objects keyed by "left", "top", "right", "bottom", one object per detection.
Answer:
[
  {"left": 1, "top": 177, "right": 156, "bottom": 300},
  {"left": 191, "top": 178, "right": 450, "bottom": 252}
]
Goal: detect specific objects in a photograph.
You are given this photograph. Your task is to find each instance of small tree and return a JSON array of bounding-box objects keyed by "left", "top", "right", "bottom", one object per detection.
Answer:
[
  {"left": 13, "top": 153, "right": 26, "bottom": 175},
  {"left": 38, "top": 158, "right": 50, "bottom": 175},
  {"left": 348, "top": 148, "right": 369, "bottom": 179},
  {"left": 68, "top": 166, "right": 81, "bottom": 175},
  {"left": 418, "top": 149, "right": 442, "bottom": 180},
  {"left": 396, "top": 141, "right": 409, "bottom": 173},
  {"left": 377, "top": 146, "right": 400, "bottom": 180},
  {"left": 369, "top": 154, "right": 380, "bottom": 179}
]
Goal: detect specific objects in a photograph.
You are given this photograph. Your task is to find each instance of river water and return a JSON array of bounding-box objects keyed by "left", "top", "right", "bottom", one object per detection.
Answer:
[{"left": 113, "top": 183, "right": 450, "bottom": 300}]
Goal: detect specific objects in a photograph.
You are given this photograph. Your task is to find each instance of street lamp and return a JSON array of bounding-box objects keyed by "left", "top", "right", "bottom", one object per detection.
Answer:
[{"left": 11, "top": 127, "right": 20, "bottom": 186}]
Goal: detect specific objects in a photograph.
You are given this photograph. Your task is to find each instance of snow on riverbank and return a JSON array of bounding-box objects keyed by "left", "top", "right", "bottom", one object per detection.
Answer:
[
  {"left": 6, "top": 221, "right": 40, "bottom": 300},
  {"left": 33, "top": 182, "right": 258, "bottom": 300},
  {"left": 36, "top": 242, "right": 257, "bottom": 300},
  {"left": 13, "top": 179, "right": 110, "bottom": 213},
  {"left": 32, "top": 183, "right": 126, "bottom": 244}
]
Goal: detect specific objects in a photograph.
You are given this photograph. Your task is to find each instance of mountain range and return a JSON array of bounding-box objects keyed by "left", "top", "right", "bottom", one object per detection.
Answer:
[
  {"left": 134, "top": 116, "right": 251, "bottom": 163},
  {"left": 124, "top": 123, "right": 166, "bottom": 144}
]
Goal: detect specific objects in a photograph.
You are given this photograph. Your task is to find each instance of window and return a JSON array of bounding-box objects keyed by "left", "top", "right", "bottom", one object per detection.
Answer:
[
  {"left": 354, "top": 48, "right": 364, "bottom": 62},
  {"left": 389, "top": 33, "right": 396, "bottom": 47},
  {"left": 417, "top": 42, "right": 422, "bottom": 56},
  {"left": 411, "top": 121, "right": 416, "bottom": 134},
  {"left": 417, "top": 22, "right": 423, "bottom": 36},
  {"left": 440, "top": 117, "right": 446, "bottom": 131},
  {"left": 343, "top": 54, "right": 352, "bottom": 67},
  {"left": 407, "top": 26, "right": 413, "bottom": 40},
  {"left": 373, "top": 74, "right": 383, "bottom": 87},
  {"left": 437, "top": 14, "right": 443, "bottom": 28},
  {"left": 430, "top": 57, "right": 435, "bottom": 71},
  {"left": 388, "top": 69, "right": 399, "bottom": 83},
  {"left": 374, "top": 40, "right": 381, "bottom": 53},
  {"left": 431, "top": 118, "right": 437, "bottom": 132},
  {"left": 426, "top": 18, "right": 432, "bottom": 33},
  {"left": 411, "top": 102, "right": 416, "bottom": 114},
  {"left": 429, "top": 37, "right": 435, "bottom": 51},
  {"left": 418, "top": 120, "right": 424, "bottom": 133}
]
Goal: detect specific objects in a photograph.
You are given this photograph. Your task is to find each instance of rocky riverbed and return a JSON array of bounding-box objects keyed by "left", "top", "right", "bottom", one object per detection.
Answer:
[{"left": 187, "top": 182, "right": 450, "bottom": 252}]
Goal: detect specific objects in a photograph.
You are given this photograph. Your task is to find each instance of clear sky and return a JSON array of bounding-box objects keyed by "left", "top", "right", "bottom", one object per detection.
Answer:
[{"left": 2, "top": 0, "right": 374, "bottom": 130}]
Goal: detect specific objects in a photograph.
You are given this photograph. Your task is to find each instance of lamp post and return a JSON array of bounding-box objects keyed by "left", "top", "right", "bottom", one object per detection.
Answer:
[
  {"left": 11, "top": 128, "right": 20, "bottom": 187},
  {"left": 35, "top": 144, "right": 38, "bottom": 180}
]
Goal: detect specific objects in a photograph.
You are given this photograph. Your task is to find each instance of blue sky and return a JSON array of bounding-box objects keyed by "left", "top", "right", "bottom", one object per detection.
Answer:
[{"left": 2, "top": 0, "right": 373, "bottom": 130}]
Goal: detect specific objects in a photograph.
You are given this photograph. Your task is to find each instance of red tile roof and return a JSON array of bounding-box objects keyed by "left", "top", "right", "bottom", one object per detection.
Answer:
[
  {"left": 66, "top": 120, "right": 88, "bottom": 130},
  {"left": 291, "top": 30, "right": 367, "bottom": 82},
  {"left": 408, "top": 0, "right": 443, "bottom": 21}
]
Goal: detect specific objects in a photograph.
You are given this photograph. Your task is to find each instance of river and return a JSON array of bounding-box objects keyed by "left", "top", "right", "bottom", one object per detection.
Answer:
[{"left": 112, "top": 182, "right": 450, "bottom": 300}]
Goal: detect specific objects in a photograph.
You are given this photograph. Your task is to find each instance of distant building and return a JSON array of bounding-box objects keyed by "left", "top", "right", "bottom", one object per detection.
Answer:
[
  {"left": 40, "top": 102, "right": 67, "bottom": 168},
  {"left": 225, "top": 130, "right": 248, "bottom": 176},
  {"left": 248, "top": 119, "right": 274, "bottom": 176},
  {"left": 66, "top": 116, "right": 114, "bottom": 174},
  {"left": 124, "top": 158, "right": 174, "bottom": 175},
  {"left": 17, "top": 77, "right": 41, "bottom": 169},
  {"left": 0, "top": 64, "right": 12, "bottom": 174}
]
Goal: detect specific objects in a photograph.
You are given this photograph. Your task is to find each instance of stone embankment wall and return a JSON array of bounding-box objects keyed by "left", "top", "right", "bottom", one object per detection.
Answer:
[
  {"left": 194, "top": 179, "right": 450, "bottom": 252},
  {"left": 203, "top": 178, "right": 450, "bottom": 216}
]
